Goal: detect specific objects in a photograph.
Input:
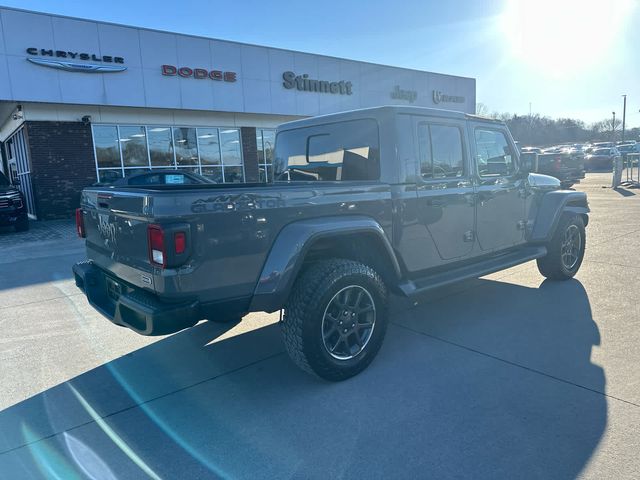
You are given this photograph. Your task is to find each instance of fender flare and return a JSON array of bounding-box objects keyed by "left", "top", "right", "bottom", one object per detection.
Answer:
[
  {"left": 529, "top": 190, "right": 590, "bottom": 243},
  {"left": 249, "top": 215, "right": 401, "bottom": 313}
]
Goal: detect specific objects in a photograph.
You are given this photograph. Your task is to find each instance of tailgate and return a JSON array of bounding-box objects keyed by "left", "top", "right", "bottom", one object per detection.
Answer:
[{"left": 81, "top": 189, "right": 155, "bottom": 292}]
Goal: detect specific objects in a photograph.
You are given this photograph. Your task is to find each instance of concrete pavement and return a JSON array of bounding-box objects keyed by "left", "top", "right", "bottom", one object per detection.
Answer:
[{"left": 0, "top": 173, "right": 639, "bottom": 479}]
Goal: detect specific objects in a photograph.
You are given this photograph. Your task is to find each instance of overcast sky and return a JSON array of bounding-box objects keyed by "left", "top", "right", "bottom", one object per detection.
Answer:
[{"left": 3, "top": 0, "right": 638, "bottom": 127}]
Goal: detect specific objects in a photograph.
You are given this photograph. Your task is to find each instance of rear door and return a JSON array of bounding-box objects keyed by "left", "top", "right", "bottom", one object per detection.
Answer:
[
  {"left": 471, "top": 124, "right": 526, "bottom": 252},
  {"left": 413, "top": 117, "right": 475, "bottom": 262}
]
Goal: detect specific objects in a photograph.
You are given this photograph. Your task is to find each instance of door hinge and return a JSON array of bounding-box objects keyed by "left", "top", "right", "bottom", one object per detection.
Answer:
[{"left": 463, "top": 230, "right": 475, "bottom": 242}]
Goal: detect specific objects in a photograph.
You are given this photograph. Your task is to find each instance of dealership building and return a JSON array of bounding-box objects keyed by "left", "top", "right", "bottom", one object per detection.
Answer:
[{"left": 0, "top": 7, "right": 476, "bottom": 219}]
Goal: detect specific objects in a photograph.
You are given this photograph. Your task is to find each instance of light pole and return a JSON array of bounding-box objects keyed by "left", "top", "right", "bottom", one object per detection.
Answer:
[
  {"left": 612, "top": 111, "right": 616, "bottom": 142},
  {"left": 621, "top": 94, "right": 627, "bottom": 143}
]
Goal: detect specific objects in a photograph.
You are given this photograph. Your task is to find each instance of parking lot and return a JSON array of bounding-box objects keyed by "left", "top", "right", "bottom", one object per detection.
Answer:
[{"left": 0, "top": 172, "right": 639, "bottom": 479}]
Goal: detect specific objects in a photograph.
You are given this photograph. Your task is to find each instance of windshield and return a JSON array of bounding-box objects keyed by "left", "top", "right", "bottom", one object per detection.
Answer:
[
  {"left": 0, "top": 171, "right": 9, "bottom": 186},
  {"left": 594, "top": 148, "right": 611, "bottom": 155}
]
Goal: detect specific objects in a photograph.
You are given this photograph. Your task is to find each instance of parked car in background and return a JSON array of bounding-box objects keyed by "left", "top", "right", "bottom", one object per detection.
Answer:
[
  {"left": 617, "top": 143, "right": 639, "bottom": 158},
  {"left": 521, "top": 146, "right": 543, "bottom": 154},
  {"left": 0, "top": 170, "right": 29, "bottom": 232},
  {"left": 585, "top": 147, "right": 621, "bottom": 170},
  {"left": 95, "top": 170, "right": 217, "bottom": 187},
  {"left": 535, "top": 147, "right": 585, "bottom": 188}
]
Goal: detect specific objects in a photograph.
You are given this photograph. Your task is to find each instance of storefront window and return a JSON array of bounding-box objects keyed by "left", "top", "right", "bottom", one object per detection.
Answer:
[
  {"left": 93, "top": 126, "right": 120, "bottom": 168},
  {"left": 92, "top": 124, "right": 246, "bottom": 184},
  {"left": 257, "top": 129, "right": 275, "bottom": 182},
  {"left": 119, "top": 126, "right": 149, "bottom": 167},
  {"left": 148, "top": 127, "right": 174, "bottom": 167},
  {"left": 97, "top": 168, "right": 123, "bottom": 184},
  {"left": 173, "top": 127, "right": 198, "bottom": 166},
  {"left": 198, "top": 128, "right": 221, "bottom": 165},
  {"left": 220, "top": 129, "right": 242, "bottom": 166}
]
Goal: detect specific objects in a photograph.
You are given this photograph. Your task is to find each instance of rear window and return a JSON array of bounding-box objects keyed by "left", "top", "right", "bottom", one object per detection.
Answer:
[{"left": 274, "top": 119, "right": 380, "bottom": 182}]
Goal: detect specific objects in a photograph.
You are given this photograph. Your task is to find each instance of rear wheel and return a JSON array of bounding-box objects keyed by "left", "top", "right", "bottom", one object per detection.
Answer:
[
  {"left": 282, "top": 258, "right": 388, "bottom": 381},
  {"left": 537, "top": 214, "right": 585, "bottom": 280}
]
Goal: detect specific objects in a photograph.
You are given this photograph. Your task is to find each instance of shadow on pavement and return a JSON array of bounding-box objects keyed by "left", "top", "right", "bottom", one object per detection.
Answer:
[
  {"left": 0, "top": 278, "right": 606, "bottom": 479},
  {"left": 613, "top": 187, "right": 636, "bottom": 196}
]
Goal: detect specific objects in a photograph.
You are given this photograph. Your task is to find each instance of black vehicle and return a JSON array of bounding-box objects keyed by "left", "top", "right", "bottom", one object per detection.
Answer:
[
  {"left": 73, "top": 106, "right": 589, "bottom": 381},
  {"left": 585, "top": 147, "right": 621, "bottom": 170},
  {"left": 0, "top": 171, "right": 29, "bottom": 232},
  {"left": 535, "top": 147, "right": 585, "bottom": 188}
]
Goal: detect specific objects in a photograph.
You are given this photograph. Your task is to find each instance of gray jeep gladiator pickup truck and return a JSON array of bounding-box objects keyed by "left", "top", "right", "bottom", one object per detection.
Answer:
[{"left": 73, "top": 106, "right": 589, "bottom": 381}]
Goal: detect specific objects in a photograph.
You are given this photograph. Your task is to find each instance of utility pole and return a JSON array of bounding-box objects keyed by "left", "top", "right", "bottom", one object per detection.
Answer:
[
  {"left": 612, "top": 111, "right": 616, "bottom": 142},
  {"left": 621, "top": 94, "right": 627, "bottom": 143}
]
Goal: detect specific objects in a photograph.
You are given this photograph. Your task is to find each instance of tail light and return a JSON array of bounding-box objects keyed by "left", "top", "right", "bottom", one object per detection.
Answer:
[
  {"left": 148, "top": 225, "right": 166, "bottom": 267},
  {"left": 174, "top": 232, "right": 186, "bottom": 254},
  {"left": 75, "top": 208, "right": 86, "bottom": 238},
  {"left": 553, "top": 155, "right": 562, "bottom": 170},
  {"left": 147, "top": 224, "right": 189, "bottom": 268}
]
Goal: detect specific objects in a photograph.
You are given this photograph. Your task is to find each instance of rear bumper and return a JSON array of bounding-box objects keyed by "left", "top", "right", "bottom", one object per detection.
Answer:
[{"left": 72, "top": 261, "right": 200, "bottom": 336}]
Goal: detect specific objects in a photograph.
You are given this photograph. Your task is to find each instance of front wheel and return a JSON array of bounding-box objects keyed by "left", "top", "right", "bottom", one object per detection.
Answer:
[
  {"left": 537, "top": 215, "right": 586, "bottom": 280},
  {"left": 281, "top": 259, "right": 388, "bottom": 381}
]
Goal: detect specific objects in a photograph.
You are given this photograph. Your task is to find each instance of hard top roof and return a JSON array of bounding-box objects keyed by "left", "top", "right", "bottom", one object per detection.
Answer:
[{"left": 278, "top": 105, "right": 502, "bottom": 131}]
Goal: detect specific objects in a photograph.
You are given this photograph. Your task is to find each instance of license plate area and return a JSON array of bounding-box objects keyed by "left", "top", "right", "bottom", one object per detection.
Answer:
[{"left": 106, "top": 277, "right": 122, "bottom": 302}]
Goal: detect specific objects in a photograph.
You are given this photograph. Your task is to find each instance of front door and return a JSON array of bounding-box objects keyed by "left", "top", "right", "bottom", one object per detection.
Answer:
[
  {"left": 472, "top": 126, "right": 525, "bottom": 252},
  {"left": 414, "top": 119, "right": 475, "bottom": 263}
]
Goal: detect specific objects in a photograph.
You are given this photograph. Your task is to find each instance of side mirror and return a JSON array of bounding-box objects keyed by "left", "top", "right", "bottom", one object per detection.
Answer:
[{"left": 519, "top": 152, "right": 538, "bottom": 175}]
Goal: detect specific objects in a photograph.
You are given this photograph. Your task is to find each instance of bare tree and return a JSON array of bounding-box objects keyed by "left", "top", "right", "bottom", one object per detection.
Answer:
[{"left": 476, "top": 102, "right": 490, "bottom": 116}]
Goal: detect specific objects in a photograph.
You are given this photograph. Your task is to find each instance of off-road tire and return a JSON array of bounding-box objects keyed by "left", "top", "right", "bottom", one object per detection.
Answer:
[
  {"left": 282, "top": 258, "right": 388, "bottom": 381},
  {"left": 537, "top": 214, "right": 585, "bottom": 280}
]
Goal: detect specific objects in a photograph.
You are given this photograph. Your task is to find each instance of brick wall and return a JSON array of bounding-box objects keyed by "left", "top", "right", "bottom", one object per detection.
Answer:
[
  {"left": 26, "top": 121, "right": 96, "bottom": 220},
  {"left": 240, "top": 126, "right": 259, "bottom": 183}
]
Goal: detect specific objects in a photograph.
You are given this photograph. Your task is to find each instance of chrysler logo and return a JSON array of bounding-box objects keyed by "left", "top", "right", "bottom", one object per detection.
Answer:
[
  {"left": 27, "top": 57, "right": 127, "bottom": 73},
  {"left": 26, "top": 47, "right": 127, "bottom": 73}
]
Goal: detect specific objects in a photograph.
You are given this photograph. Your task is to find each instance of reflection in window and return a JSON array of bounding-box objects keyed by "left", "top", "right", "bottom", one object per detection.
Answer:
[
  {"left": 93, "top": 124, "right": 246, "bottom": 184},
  {"left": 124, "top": 167, "right": 151, "bottom": 177},
  {"left": 119, "top": 126, "right": 149, "bottom": 167},
  {"left": 224, "top": 166, "right": 243, "bottom": 183},
  {"left": 475, "top": 129, "right": 515, "bottom": 177},
  {"left": 257, "top": 129, "right": 276, "bottom": 182},
  {"left": 98, "top": 169, "right": 123, "bottom": 183},
  {"left": 220, "top": 129, "right": 242, "bottom": 166},
  {"left": 418, "top": 124, "right": 464, "bottom": 179},
  {"left": 274, "top": 119, "right": 379, "bottom": 182},
  {"left": 93, "top": 126, "right": 120, "bottom": 168},
  {"left": 148, "top": 127, "right": 174, "bottom": 167},
  {"left": 201, "top": 166, "right": 223, "bottom": 183},
  {"left": 173, "top": 128, "right": 198, "bottom": 166},
  {"left": 198, "top": 128, "right": 221, "bottom": 165}
]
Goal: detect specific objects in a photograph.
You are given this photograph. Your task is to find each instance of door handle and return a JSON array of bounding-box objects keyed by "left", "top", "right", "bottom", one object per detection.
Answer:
[
  {"left": 457, "top": 180, "right": 472, "bottom": 188},
  {"left": 428, "top": 199, "right": 445, "bottom": 207}
]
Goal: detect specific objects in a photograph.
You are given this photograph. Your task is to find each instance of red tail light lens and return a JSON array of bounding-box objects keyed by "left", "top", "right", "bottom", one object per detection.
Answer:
[
  {"left": 554, "top": 156, "right": 562, "bottom": 169},
  {"left": 174, "top": 232, "right": 186, "bottom": 254},
  {"left": 148, "top": 225, "right": 165, "bottom": 267},
  {"left": 75, "top": 208, "right": 86, "bottom": 238}
]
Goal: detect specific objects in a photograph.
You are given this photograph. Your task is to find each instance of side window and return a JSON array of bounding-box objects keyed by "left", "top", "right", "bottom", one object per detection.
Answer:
[
  {"left": 275, "top": 119, "right": 380, "bottom": 181},
  {"left": 475, "top": 129, "right": 516, "bottom": 177},
  {"left": 417, "top": 123, "right": 464, "bottom": 179}
]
